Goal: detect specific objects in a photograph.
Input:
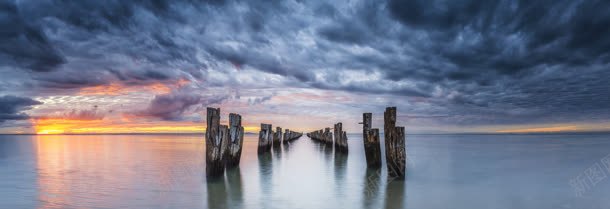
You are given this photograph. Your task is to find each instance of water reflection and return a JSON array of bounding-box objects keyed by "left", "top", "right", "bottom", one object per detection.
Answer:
[
  {"left": 33, "top": 135, "right": 206, "bottom": 209},
  {"left": 362, "top": 168, "right": 382, "bottom": 209},
  {"left": 334, "top": 151, "right": 348, "bottom": 198},
  {"left": 320, "top": 143, "right": 333, "bottom": 162},
  {"left": 383, "top": 179, "right": 405, "bottom": 209},
  {"left": 206, "top": 167, "right": 243, "bottom": 209},
  {"left": 258, "top": 152, "right": 273, "bottom": 209},
  {"left": 272, "top": 144, "right": 282, "bottom": 160},
  {"left": 1, "top": 134, "right": 608, "bottom": 209}
]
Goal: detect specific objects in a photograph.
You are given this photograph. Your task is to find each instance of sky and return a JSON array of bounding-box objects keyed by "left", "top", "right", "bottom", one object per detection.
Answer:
[{"left": 1, "top": 0, "right": 609, "bottom": 134}]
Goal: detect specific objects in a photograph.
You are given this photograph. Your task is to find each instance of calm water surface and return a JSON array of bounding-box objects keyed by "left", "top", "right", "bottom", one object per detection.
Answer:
[{"left": 1, "top": 134, "right": 609, "bottom": 209}]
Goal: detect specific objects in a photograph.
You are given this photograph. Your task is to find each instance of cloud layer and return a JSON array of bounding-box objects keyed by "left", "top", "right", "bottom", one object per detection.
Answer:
[
  {"left": 0, "top": 0, "right": 609, "bottom": 133},
  {"left": 0, "top": 95, "right": 42, "bottom": 123}
]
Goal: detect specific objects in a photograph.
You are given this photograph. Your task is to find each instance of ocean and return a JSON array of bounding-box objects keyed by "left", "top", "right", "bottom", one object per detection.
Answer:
[{"left": 1, "top": 133, "right": 609, "bottom": 209}]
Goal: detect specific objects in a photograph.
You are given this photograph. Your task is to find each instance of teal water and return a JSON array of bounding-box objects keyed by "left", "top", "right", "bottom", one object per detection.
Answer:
[{"left": 0, "top": 134, "right": 609, "bottom": 209}]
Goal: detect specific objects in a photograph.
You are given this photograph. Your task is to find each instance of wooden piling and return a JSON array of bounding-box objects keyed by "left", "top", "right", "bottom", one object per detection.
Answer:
[
  {"left": 341, "top": 131, "right": 348, "bottom": 152},
  {"left": 362, "top": 113, "right": 381, "bottom": 168},
  {"left": 258, "top": 124, "right": 273, "bottom": 154},
  {"left": 273, "top": 127, "right": 282, "bottom": 147},
  {"left": 206, "top": 107, "right": 226, "bottom": 178},
  {"left": 227, "top": 113, "right": 244, "bottom": 167},
  {"left": 283, "top": 129, "right": 289, "bottom": 144},
  {"left": 334, "top": 122, "right": 348, "bottom": 153},
  {"left": 283, "top": 129, "right": 302, "bottom": 144},
  {"left": 324, "top": 127, "right": 332, "bottom": 145},
  {"left": 219, "top": 124, "right": 230, "bottom": 166},
  {"left": 384, "top": 107, "right": 406, "bottom": 179},
  {"left": 308, "top": 129, "right": 325, "bottom": 142}
]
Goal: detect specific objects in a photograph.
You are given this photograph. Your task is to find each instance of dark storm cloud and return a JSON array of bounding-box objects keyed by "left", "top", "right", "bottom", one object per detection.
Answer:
[
  {"left": 0, "top": 95, "right": 42, "bottom": 123},
  {"left": 1, "top": 0, "right": 609, "bottom": 127},
  {"left": 0, "top": 1, "right": 65, "bottom": 72},
  {"left": 385, "top": 0, "right": 610, "bottom": 76},
  {"left": 135, "top": 93, "right": 227, "bottom": 121},
  {"left": 306, "top": 0, "right": 610, "bottom": 125}
]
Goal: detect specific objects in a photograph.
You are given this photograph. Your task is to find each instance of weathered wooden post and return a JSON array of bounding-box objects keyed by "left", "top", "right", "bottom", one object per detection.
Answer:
[
  {"left": 384, "top": 107, "right": 406, "bottom": 179},
  {"left": 220, "top": 124, "right": 230, "bottom": 166},
  {"left": 206, "top": 107, "right": 226, "bottom": 178},
  {"left": 283, "top": 129, "right": 290, "bottom": 144},
  {"left": 227, "top": 113, "right": 244, "bottom": 167},
  {"left": 341, "top": 131, "right": 348, "bottom": 153},
  {"left": 258, "top": 124, "right": 273, "bottom": 154},
  {"left": 324, "top": 127, "right": 332, "bottom": 145},
  {"left": 318, "top": 129, "right": 323, "bottom": 142},
  {"left": 334, "top": 122, "right": 348, "bottom": 153},
  {"left": 273, "top": 127, "right": 282, "bottom": 147},
  {"left": 283, "top": 129, "right": 302, "bottom": 143},
  {"left": 334, "top": 123, "right": 340, "bottom": 148},
  {"left": 309, "top": 129, "right": 324, "bottom": 142},
  {"left": 362, "top": 113, "right": 381, "bottom": 168}
]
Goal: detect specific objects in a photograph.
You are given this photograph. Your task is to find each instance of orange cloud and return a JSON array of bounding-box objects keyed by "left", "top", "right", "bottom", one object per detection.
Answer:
[{"left": 78, "top": 79, "right": 190, "bottom": 96}]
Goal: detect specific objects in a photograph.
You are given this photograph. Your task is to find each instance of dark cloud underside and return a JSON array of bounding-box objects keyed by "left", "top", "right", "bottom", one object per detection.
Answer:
[
  {"left": 0, "top": 0, "right": 608, "bottom": 128},
  {"left": 0, "top": 95, "right": 42, "bottom": 123}
]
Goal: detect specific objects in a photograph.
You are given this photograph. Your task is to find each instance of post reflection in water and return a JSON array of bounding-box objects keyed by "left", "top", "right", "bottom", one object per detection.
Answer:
[
  {"left": 334, "top": 150, "right": 348, "bottom": 198},
  {"left": 362, "top": 168, "right": 382, "bottom": 209},
  {"left": 383, "top": 178, "right": 406, "bottom": 209},
  {"left": 205, "top": 167, "right": 244, "bottom": 209},
  {"left": 272, "top": 144, "right": 282, "bottom": 160},
  {"left": 257, "top": 151, "right": 273, "bottom": 209}
]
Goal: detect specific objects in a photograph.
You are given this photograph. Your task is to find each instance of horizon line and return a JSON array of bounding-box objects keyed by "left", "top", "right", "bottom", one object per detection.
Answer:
[{"left": 2, "top": 130, "right": 610, "bottom": 136}]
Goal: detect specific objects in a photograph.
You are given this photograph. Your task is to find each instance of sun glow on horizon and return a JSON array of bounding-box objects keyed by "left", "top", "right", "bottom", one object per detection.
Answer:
[
  {"left": 30, "top": 118, "right": 261, "bottom": 135},
  {"left": 495, "top": 125, "right": 581, "bottom": 133}
]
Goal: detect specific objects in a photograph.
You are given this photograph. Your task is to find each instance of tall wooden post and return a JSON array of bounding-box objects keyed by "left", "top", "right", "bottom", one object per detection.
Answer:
[
  {"left": 219, "top": 124, "right": 230, "bottom": 166},
  {"left": 384, "top": 107, "right": 406, "bottom": 179},
  {"left": 334, "top": 122, "right": 348, "bottom": 153},
  {"left": 273, "top": 127, "right": 282, "bottom": 147},
  {"left": 324, "top": 127, "right": 332, "bottom": 145},
  {"left": 334, "top": 123, "right": 340, "bottom": 149},
  {"left": 227, "top": 113, "right": 244, "bottom": 167},
  {"left": 362, "top": 113, "right": 381, "bottom": 168},
  {"left": 206, "top": 107, "right": 225, "bottom": 178},
  {"left": 258, "top": 124, "right": 273, "bottom": 154},
  {"left": 341, "top": 130, "right": 348, "bottom": 153}
]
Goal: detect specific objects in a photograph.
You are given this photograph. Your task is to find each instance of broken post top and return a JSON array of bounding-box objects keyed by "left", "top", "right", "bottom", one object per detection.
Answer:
[
  {"left": 384, "top": 107, "right": 396, "bottom": 127},
  {"left": 261, "top": 123, "right": 272, "bottom": 130},
  {"left": 363, "top": 113, "right": 372, "bottom": 130},
  {"left": 206, "top": 108, "right": 220, "bottom": 125},
  {"left": 206, "top": 107, "right": 221, "bottom": 145},
  {"left": 229, "top": 113, "right": 241, "bottom": 126}
]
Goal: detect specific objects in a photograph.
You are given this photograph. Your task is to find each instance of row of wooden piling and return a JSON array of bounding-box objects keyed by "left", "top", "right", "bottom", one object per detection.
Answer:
[
  {"left": 206, "top": 106, "right": 405, "bottom": 179},
  {"left": 206, "top": 107, "right": 304, "bottom": 178},
  {"left": 284, "top": 129, "right": 303, "bottom": 143},
  {"left": 205, "top": 108, "right": 244, "bottom": 178},
  {"left": 258, "top": 124, "right": 303, "bottom": 154},
  {"left": 307, "top": 107, "right": 406, "bottom": 179},
  {"left": 306, "top": 122, "right": 349, "bottom": 153},
  {"left": 362, "top": 107, "right": 406, "bottom": 179}
]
